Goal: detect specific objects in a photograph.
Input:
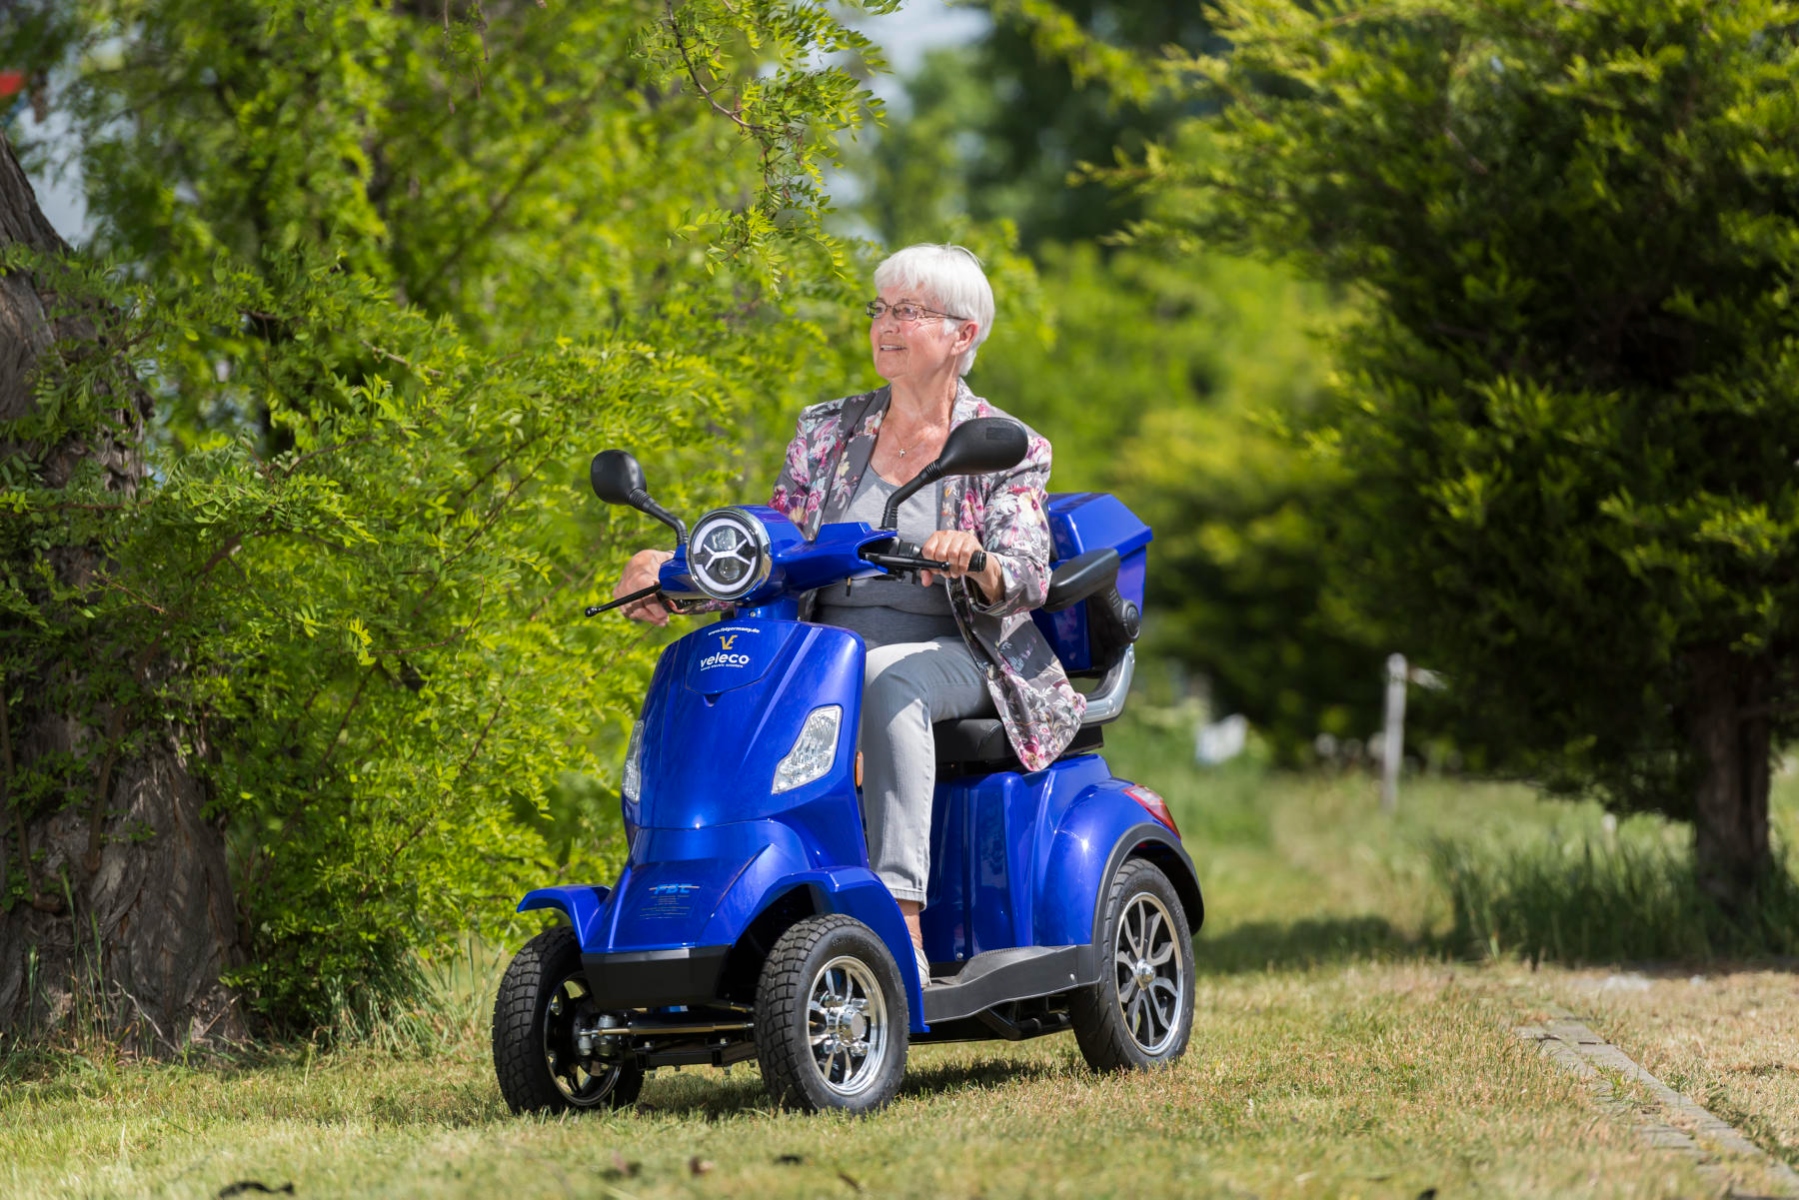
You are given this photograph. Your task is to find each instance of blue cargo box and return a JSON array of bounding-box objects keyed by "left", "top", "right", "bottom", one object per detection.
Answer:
[{"left": 1031, "top": 493, "right": 1152, "bottom": 675}]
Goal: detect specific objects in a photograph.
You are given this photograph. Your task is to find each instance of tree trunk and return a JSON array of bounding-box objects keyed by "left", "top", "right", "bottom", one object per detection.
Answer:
[
  {"left": 1685, "top": 646, "right": 1774, "bottom": 915},
  {"left": 0, "top": 129, "right": 244, "bottom": 1051}
]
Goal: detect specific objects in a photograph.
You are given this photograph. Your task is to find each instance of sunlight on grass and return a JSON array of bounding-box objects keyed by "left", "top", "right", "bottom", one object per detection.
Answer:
[
  {"left": 1105, "top": 714, "right": 1799, "bottom": 970},
  {"left": 6, "top": 711, "right": 1799, "bottom": 1197},
  {"left": 0, "top": 967, "right": 1733, "bottom": 1199}
]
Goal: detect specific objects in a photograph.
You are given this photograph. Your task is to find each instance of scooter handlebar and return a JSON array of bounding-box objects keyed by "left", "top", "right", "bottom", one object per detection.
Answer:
[{"left": 864, "top": 540, "right": 987, "bottom": 577}]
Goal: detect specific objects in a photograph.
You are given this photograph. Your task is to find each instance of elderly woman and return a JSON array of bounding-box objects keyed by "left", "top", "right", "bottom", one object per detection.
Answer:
[{"left": 613, "top": 244, "right": 1085, "bottom": 983}]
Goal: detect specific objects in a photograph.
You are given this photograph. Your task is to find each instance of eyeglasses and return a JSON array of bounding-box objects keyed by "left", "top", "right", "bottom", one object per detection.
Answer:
[{"left": 865, "top": 299, "right": 970, "bottom": 324}]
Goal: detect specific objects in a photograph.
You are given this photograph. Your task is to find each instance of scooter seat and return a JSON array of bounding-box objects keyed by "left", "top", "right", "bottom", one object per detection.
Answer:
[{"left": 933, "top": 718, "right": 1104, "bottom": 775}]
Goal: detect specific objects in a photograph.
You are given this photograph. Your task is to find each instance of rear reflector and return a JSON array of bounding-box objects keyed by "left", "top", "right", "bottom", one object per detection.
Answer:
[{"left": 1124, "top": 785, "right": 1179, "bottom": 838}]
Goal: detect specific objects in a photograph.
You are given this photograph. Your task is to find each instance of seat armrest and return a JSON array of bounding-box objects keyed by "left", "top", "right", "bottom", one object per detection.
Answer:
[
  {"left": 1080, "top": 645, "right": 1135, "bottom": 725},
  {"left": 1042, "top": 547, "right": 1120, "bottom": 613}
]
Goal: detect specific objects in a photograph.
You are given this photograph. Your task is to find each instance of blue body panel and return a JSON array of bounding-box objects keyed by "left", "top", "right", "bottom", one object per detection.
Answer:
[
  {"left": 921, "top": 756, "right": 1112, "bottom": 962},
  {"left": 519, "top": 493, "right": 1198, "bottom": 1043}
]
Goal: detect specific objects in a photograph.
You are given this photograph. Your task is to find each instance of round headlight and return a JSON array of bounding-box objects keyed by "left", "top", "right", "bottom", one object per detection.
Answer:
[{"left": 687, "top": 508, "right": 772, "bottom": 601}]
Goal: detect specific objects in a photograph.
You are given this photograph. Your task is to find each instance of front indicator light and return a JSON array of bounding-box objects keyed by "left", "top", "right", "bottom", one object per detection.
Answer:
[
  {"left": 622, "top": 720, "right": 644, "bottom": 804},
  {"left": 774, "top": 705, "right": 841, "bottom": 793}
]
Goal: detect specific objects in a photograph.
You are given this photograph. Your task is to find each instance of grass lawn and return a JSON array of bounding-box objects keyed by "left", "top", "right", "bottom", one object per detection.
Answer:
[{"left": 4, "top": 716, "right": 1797, "bottom": 1198}]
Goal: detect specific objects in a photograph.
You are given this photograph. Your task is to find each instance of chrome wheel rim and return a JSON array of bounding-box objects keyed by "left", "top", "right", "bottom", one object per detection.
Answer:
[
  {"left": 1113, "top": 891, "right": 1185, "bottom": 1055},
  {"left": 542, "top": 970, "right": 623, "bottom": 1107},
  {"left": 807, "top": 955, "right": 889, "bottom": 1097}
]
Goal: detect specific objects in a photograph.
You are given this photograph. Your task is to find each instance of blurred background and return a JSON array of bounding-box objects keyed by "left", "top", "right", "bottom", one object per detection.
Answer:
[{"left": 5, "top": 0, "right": 1798, "bottom": 1042}]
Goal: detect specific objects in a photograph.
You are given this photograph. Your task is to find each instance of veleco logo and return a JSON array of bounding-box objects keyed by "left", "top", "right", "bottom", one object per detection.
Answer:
[
  {"left": 698, "top": 624, "right": 757, "bottom": 669},
  {"left": 700, "top": 651, "right": 752, "bottom": 670}
]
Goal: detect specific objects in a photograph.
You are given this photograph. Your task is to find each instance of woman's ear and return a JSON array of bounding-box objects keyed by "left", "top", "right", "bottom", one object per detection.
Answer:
[{"left": 953, "top": 319, "right": 979, "bottom": 354}]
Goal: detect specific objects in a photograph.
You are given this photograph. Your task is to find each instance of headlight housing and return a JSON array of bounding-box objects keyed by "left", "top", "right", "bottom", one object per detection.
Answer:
[
  {"left": 773, "top": 705, "right": 841, "bottom": 793},
  {"left": 687, "top": 508, "right": 772, "bottom": 602}
]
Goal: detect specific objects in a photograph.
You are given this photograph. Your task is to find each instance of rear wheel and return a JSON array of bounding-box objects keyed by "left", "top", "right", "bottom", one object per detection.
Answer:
[
  {"left": 492, "top": 926, "right": 644, "bottom": 1114},
  {"left": 1071, "top": 857, "right": 1195, "bottom": 1072},
  {"left": 754, "top": 914, "right": 909, "bottom": 1112}
]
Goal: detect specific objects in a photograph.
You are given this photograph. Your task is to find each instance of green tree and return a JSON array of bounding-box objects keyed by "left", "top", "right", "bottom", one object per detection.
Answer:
[
  {"left": 861, "top": 38, "right": 1385, "bottom": 759},
  {"left": 863, "top": 3, "right": 1217, "bottom": 251},
  {"left": 1, "top": 0, "right": 882, "bottom": 1038},
  {"left": 969, "top": 243, "right": 1380, "bottom": 759},
  {"left": 1127, "top": 0, "right": 1799, "bottom": 910}
]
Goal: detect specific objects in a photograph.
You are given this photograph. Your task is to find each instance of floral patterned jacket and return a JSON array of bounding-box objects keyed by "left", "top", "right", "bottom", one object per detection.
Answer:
[{"left": 768, "top": 380, "right": 1086, "bottom": 771}]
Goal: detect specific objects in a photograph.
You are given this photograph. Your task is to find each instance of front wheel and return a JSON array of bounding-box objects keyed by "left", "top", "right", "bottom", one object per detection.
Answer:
[
  {"left": 754, "top": 914, "right": 909, "bottom": 1112},
  {"left": 1071, "top": 857, "right": 1195, "bottom": 1072},
  {"left": 492, "top": 926, "right": 644, "bottom": 1114}
]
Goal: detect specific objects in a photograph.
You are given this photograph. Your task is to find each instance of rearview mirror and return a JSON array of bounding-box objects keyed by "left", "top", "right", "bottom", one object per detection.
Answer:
[
  {"left": 591, "top": 449, "right": 647, "bottom": 506},
  {"left": 933, "top": 418, "right": 1029, "bottom": 478},
  {"left": 589, "top": 449, "right": 688, "bottom": 546},
  {"left": 878, "top": 418, "right": 1030, "bottom": 530}
]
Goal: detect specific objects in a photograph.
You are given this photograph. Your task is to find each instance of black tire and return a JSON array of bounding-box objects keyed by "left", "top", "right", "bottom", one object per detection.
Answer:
[
  {"left": 1071, "top": 857, "right": 1195, "bottom": 1072},
  {"left": 754, "top": 914, "right": 909, "bottom": 1113},
  {"left": 492, "top": 926, "right": 644, "bottom": 1114}
]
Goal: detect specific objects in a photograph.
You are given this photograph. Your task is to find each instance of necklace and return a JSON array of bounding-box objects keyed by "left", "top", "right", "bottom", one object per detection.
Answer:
[{"left": 886, "top": 412, "right": 945, "bottom": 459}]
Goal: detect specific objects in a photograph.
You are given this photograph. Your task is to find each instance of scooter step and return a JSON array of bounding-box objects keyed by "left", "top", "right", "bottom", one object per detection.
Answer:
[{"left": 922, "top": 944, "right": 1099, "bottom": 1025}]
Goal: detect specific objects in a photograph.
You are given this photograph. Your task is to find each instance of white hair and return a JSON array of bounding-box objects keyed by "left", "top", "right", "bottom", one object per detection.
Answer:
[{"left": 873, "top": 243, "right": 995, "bottom": 376}]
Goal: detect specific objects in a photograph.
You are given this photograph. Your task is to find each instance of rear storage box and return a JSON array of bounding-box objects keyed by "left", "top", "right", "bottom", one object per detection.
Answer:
[{"left": 1031, "top": 493, "right": 1152, "bottom": 675}]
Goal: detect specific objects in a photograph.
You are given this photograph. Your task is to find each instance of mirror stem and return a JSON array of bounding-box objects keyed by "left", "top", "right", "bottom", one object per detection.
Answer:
[
  {"left": 633, "top": 489, "right": 688, "bottom": 546},
  {"left": 878, "top": 464, "right": 944, "bottom": 531}
]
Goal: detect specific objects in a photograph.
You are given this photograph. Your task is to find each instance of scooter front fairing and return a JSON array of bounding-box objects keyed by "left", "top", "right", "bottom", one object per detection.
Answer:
[{"left": 550, "top": 614, "right": 925, "bottom": 1024}]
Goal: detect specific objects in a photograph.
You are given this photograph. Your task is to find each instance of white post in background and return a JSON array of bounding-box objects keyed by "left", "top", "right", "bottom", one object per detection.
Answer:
[{"left": 1381, "top": 653, "right": 1407, "bottom": 816}]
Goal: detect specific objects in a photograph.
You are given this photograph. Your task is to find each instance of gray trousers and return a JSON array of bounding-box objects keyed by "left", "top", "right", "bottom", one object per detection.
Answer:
[{"left": 860, "top": 636, "right": 995, "bottom": 904}]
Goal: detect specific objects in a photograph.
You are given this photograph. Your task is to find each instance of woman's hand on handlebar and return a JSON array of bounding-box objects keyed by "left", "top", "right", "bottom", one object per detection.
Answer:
[
  {"left": 919, "top": 531, "right": 1001, "bottom": 601},
  {"left": 616, "top": 549, "right": 674, "bottom": 625}
]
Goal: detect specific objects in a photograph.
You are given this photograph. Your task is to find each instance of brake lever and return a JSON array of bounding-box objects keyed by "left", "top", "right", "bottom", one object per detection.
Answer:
[{"left": 585, "top": 583, "right": 661, "bottom": 618}]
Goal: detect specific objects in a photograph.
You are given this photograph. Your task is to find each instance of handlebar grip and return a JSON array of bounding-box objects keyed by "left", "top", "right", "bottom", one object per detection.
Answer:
[{"left": 898, "top": 539, "right": 986, "bottom": 574}]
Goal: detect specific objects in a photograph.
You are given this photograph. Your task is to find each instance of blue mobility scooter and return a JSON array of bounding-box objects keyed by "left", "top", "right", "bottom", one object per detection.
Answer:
[{"left": 491, "top": 419, "right": 1204, "bottom": 1113}]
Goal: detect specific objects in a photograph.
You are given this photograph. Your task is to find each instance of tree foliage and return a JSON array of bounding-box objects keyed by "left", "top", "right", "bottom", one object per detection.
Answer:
[
  {"left": 2, "top": 0, "right": 882, "bottom": 1028},
  {"left": 862, "top": 5, "right": 1214, "bottom": 250},
  {"left": 969, "top": 243, "right": 1381, "bottom": 758},
  {"left": 1111, "top": 0, "right": 1799, "bottom": 902}
]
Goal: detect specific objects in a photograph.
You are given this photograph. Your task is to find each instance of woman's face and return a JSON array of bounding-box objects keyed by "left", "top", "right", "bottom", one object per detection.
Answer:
[{"left": 868, "top": 285, "right": 976, "bottom": 385}]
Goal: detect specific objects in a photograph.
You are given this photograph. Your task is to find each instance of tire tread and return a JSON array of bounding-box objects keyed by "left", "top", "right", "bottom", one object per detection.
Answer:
[
  {"left": 492, "top": 925, "right": 642, "bottom": 1114},
  {"left": 1070, "top": 857, "right": 1194, "bottom": 1072},
  {"left": 753, "top": 914, "right": 908, "bottom": 1112}
]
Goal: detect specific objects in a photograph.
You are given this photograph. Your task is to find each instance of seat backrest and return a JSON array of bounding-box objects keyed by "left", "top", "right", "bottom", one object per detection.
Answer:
[{"left": 1030, "top": 493, "right": 1151, "bottom": 678}]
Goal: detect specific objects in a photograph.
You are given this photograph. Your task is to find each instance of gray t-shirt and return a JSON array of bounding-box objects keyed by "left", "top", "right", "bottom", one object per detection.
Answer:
[{"left": 814, "top": 470, "right": 961, "bottom": 650}]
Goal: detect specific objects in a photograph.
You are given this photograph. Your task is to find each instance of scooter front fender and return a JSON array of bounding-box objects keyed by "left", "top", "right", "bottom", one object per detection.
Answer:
[
  {"left": 759, "top": 867, "right": 927, "bottom": 1033},
  {"left": 517, "top": 884, "right": 611, "bottom": 946}
]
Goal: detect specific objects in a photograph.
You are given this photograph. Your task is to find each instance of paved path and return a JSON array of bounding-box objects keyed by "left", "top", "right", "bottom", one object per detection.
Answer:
[{"left": 1516, "top": 1002, "right": 1799, "bottom": 1199}]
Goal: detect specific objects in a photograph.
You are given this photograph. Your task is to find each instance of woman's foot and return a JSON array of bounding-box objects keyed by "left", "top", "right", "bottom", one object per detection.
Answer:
[{"left": 913, "top": 941, "right": 934, "bottom": 988}]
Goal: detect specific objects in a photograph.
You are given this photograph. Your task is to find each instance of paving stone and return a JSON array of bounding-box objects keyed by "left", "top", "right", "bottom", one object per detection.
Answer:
[{"left": 1515, "top": 1003, "right": 1799, "bottom": 1199}]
